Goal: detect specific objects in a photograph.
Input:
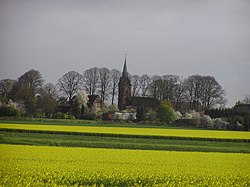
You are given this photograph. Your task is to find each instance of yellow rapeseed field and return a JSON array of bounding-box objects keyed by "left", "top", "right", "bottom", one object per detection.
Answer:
[
  {"left": 0, "top": 144, "right": 249, "bottom": 186},
  {"left": 1, "top": 123, "right": 250, "bottom": 140}
]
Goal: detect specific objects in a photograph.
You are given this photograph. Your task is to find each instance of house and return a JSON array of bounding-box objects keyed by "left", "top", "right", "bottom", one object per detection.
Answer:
[{"left": 87, "top": 95, "right": 104, "bottom": 109}]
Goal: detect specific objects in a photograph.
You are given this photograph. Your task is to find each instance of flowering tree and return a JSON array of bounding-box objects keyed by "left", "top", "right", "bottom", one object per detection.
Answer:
[
  {"left": 72, "top": 91, "right": 89, "bottom": 118},
  {"left": 201, "top": 115, "right": 213, "bottom": 129},
  {"left": 76, "top": 91, "right": 88, "bottom": 107}
]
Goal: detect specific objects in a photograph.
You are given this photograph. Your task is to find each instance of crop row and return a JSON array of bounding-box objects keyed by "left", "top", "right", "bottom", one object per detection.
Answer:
[
  {"left": 1, "top": 127, "right": 250, "bottom": 143},
  {"left": 1, "top": 123, "right": 250, "bottom": 140},
  {"left": 1, "top": 144, "right": 250, "bottom": 186}
]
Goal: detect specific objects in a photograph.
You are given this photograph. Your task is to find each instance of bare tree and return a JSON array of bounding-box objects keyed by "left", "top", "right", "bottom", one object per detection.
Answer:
[
  {"left": 41, "top": 83, "right": 58, "bottom": 98},
  {"left": 58, "top": 71, "right": 82, "bottom": 103},
  {"left": 0, "top": 79, "right": 16, "bottom": 98},
  {"left": 82, "top": 67, "right": 99, "bottom": 95},
  {"left": 148, "top": 75, "right": 161, "bottom": 100},
  {"left": 149, "top": 75, "right": 179, "bottom": 102},
  {"left": 38, "top": 83, "right": 58, "bottom": 114},
  {"left": 160, "top": 75, "right": 179, "bottom": 102},
  {"left": 140, "top": 74, "right": 151, "bottom": 97},
  {"left": 184, "top": 75, "right": 226, "bottom": 110},
  {"left": 200, "top": 76, "right": 226, "bottom": 109},
  {"left": 99, "top": 67, "right": 111, "bottom": 101},
  {"left": 183, "top": 75, "right": 203, "bottom": 110},
  {"left": 149, "top": 75, "right": 185, "bottom": 109},
  {"left": 110, "top": 69, "right": 121, "bottom": 105},
  {"left": 131, "top": 75, "right": 141, "bottom": 97},
  {"left": 172, "top": 77, "right": 185, "bottom": 110}
]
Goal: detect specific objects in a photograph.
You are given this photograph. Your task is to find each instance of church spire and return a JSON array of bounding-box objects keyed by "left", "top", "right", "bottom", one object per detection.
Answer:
[
  {"left": 118, "top": 54, "right": 131, "bottom": 110},
  {"left": 122, "top": 54, "right": 128, "bottom": 77}
]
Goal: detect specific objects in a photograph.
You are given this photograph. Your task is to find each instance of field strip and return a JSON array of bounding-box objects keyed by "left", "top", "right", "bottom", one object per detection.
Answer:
[
  {"left": 1, "top": 144, "right": 250, "bottom": 186},
  {"left": 0, "top": 123, "right": 250, "bottom": 140}
]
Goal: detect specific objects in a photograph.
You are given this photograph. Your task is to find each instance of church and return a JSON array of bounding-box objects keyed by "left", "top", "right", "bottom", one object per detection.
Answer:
[{"left": 118, "top": 58, "right": 160, "bottom": 112}]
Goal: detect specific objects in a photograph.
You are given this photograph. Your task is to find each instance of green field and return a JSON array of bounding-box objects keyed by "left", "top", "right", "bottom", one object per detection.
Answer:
[
  {"left": 1, "top": 123, "right": 250, "bottom": 140},
  {"left": 1, "top": 144, "right": 249, "bottom": 186},
  {"left": 1, "top": 122, "right": 250, "bottom": 153},
  {"left": 1, "top": 131, "right": 250, "bottom": 153}
]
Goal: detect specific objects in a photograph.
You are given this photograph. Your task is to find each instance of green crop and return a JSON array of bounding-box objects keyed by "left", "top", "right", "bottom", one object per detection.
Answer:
[{"left": 0, "top": 144, "right": 249, "bottom": 186}]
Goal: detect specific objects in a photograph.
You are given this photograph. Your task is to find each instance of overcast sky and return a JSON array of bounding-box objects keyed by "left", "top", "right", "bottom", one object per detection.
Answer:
[{"left": 0, "top": 0, "right": 249, "bottom": 107}]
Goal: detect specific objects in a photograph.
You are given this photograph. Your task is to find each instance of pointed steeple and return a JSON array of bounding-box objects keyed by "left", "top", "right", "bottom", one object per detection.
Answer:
[
  {"left": 118, "top": 54, "right": 131, "bottom": 110},
  {"left": 122, "top": 55, "right": 128, "bottom": 77}
]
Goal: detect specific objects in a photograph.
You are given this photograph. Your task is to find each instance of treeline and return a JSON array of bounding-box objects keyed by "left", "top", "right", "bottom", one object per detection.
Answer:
[
  {"left": 205, "top": 108, "right": 250, "bottom": 130},
  {"left": 0, "top": 67, "right": 226, "bottom": 117},
  {"left": 58, "top": 67, "right": 226, "bottom": 110}
]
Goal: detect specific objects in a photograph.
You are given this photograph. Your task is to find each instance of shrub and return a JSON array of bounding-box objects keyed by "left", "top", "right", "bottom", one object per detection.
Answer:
[
  {"left": 145, "top": 111, "right": 157, "bottom": 121},
  {"left": 175, "top": 111, "right": 182, "bottom": 120},
  {"left": 184, "top": 113, "right": 193, "bottom": 119},
  {"left": 233, "top": 115, "right": 245, "bottom": 125},
  {"left": 83, "top": 112, "right": 96, "bottom": 120},
  {"left": 113, "top": 112, "right": 125, "bottom": 121},
  {"left": 184, "top": 111, "right": 200, "bottom": 119},
  {"left": 235, "top": 122, "right": 244, "bottom": 131},
  {"left": 53, "top": 112, "right": 64, "bottom": 119},
  {"left": 213, "top": 118, "right": 229, "bottom": 129},
  {"left": 0, "top": 105, "right": 20, "bottom": 117},
  {"left": 228, "top": 121, "right": 244, "bottom": 131},
  {"left": 108, "top": 105, "right": 119, "bottom": 113},
  {"left": 113, "top": 112, "right": 137, "bottom": 121},
  {"left": 156, "top": 101, "right": 176, "bottom": 124},
  {"left": 201, "top": 115, "right": 214, "bottom": 129},
  {"left": 63, "top": 113, "right": 75, "bottom": 119},
  {"left": 52, "top": 112, "right": 74, "bottom": 119},
  {"left": 33, "top": 110, "right": 45, "bottom": 118},
  {"left": 126, "top": 112, "right": 137, "bottom": 121}
]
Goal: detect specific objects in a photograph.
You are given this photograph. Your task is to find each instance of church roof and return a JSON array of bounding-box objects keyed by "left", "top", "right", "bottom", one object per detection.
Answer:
[
  {"left": 87, "top": 95, "right": 100, "bottom": 105},
  {"left": 131, "top": 97, "right": 160, "bottom": 109},
  {"left": 122, "top": 57, "right": 128, "bottom": 78}
]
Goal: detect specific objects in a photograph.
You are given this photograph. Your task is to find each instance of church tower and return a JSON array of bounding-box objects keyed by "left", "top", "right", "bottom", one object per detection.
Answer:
[{"left": 118, "top": 56, "right": 131, "bottom": 110}]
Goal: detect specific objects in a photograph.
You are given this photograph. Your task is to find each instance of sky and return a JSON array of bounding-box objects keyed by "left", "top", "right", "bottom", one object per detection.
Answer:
[{"left": 0, "top": 0, "right": 249, "bottom": 107}]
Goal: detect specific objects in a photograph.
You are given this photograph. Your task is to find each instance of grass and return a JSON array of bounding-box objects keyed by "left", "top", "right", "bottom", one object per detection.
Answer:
[{"left": 1, "top": 131, "right": 250, "bottom": 153}]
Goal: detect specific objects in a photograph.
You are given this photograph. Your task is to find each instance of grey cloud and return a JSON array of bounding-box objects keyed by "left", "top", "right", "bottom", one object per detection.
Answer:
[{"left": 0, "top": 0, "right": 249, "bottom": 107}]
